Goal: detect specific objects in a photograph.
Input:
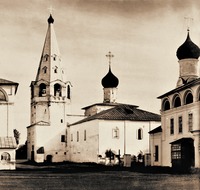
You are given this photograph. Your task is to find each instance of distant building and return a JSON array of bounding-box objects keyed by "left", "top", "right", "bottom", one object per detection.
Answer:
[
  {"left": 27, "top": 15, "right": 72, "bottom": 163},
  {"left": 67, "top": 52, "right": 161, "bottom": 164},
  {"left": 150, "top": 30, "right": 200, "bottom": 170},
  {"left": 0, "top": 79, "right": 18, "bottom": 170}
]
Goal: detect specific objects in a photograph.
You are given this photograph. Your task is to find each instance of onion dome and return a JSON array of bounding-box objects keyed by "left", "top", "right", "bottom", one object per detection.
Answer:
[
  {"left": 48, "top": 14, "right": 54, "bottom": 24},
  {"left": 176, "top": 30, "right": 200, "bottom": 60},
  {"left": 101, "top": 66, "right": 119, "bottom": 88}
]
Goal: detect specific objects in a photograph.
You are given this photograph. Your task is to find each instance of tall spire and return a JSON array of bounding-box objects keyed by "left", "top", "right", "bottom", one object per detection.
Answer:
[{"left": 35, "top": 14, "right": 64, "bottom": 82}]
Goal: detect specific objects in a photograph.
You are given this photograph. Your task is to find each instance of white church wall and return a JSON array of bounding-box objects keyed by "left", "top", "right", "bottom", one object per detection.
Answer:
[
  {"left": 150, "top": 132, "right": 162, "bottom": 166},
  {"left": 98, "top": 120, "right": 124, "bottom": 158},
  {"left": 35, "top": 125, "right": 66, "bottom": 162},
  {"left": 69, "top": 120, "right": 99, "bottom": 163},
  {"left": 98, "top": 120, "right": 160, "bottom": 160}
]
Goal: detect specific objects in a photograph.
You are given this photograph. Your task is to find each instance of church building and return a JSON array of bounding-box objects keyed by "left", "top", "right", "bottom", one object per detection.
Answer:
[
  {"left": 0, "top": 79, "right": 18, "bottom": 170},
  {"left": 27, "top": 15, "right": 71, "bottom": 163},
  {"left": 149, "top": 30, "right": 200, "bottom": 170},
  {"left": 67, "top": 52, "right": 161, "bottom": 164}
]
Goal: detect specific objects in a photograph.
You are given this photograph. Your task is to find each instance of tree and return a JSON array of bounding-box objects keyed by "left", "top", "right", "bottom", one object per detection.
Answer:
[{"left": 13, "top": 129, "right": 20, "bottom": 145}]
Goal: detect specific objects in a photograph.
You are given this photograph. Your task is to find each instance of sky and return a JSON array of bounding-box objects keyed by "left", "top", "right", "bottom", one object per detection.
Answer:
[{"left": 1, "top": 0, "right": 200, "bottom": 143}]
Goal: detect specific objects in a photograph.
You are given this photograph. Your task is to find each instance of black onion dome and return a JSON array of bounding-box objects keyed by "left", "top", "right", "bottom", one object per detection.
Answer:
[
  {"left": 48, "top": 14, "right": 54, "bottom": 24},
  {"left": 176, "top": 31, "right": 200, "bottom": 60},
  {"left": 101, "top": 67, "right": 119, "bottom": 88}
]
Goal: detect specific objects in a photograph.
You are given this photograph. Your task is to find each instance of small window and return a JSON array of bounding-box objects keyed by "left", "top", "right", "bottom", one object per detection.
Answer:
[
  {"left": 77, "top": 131, "right": 79, "bottom": 142},
  {"left": 112, "top": 127, "right": 119, "bottom": 139},
  {"left": 43, "top": 54, "right": 49, "bottom": 61},
  {"left": 154, "top": 145, "right": 159, "bottom": 162},
  {"left": 61, "top": 119, "right": 63, "bottom": 123},
  {"left": 71, "top": 134, "right": 73, "bottom": 141},
  {"left": 53, "top": 54, "right": 57, "bottom": 61},
  {"left": 137, "top": 128, "right": 143, "bottom": 140},
  {"left": 61, "top": 135, "right": 65, "bottom": 142},
  {"left": 54, "top": 66, "right": 58, "bottom": 73},
  {"left": 67, "top": 85, "right": 71, "bottom": 99},
  {"left": 178, "top": 116, "right": 182, "bottom": 133},
  {"left": 84, "top": 130, "right": 86, "bottom": 141},
  {"left": 188, "top": 113, "right": 193, "bottom": 131},
  {"left": 170, "top": 118, "right": 174, "bottom": 135},
  {"left": 43, "top": 66, "right": 47, "bottom": 74}
]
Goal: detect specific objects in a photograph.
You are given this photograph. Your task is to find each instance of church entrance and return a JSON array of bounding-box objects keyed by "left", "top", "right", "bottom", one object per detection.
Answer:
[
  {"left": 46, "top": 155, "right": 53, "bottom": 163},
  {"left": 170, "top": 138, "right": 194, "bottom": 172}
]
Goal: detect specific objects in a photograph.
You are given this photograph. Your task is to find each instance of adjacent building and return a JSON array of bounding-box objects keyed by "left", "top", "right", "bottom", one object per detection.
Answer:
[
  {"left": 150, "top": 30, "right": 200, "bottom": 169},
  {"left": 0, "top": 79, "right": 18, "bottom": 170}
]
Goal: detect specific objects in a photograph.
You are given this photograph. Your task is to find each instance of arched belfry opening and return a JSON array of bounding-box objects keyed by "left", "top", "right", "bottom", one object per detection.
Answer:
[
  {"left": 54, "top": 83, "right": 62, "bottom": 96},
  {"left": 162, "top": 99, "right": 170, "bottom": 111},
  {"left": 173, "top": 96, "right": 181, "bottom": 108},
  {"left": 185, "top": 92, "right": 193, "bottom": 104},
  {"left": 39, "top": 83, "right": 47, "bottom": 97}
]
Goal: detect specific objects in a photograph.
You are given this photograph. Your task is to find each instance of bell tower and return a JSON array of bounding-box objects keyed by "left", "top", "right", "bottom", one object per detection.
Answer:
[{"left": 27, "top": 14, "right": 72, "bottom": 163}]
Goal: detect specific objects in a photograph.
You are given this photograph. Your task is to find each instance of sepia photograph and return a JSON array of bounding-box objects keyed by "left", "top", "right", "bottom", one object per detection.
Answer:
[{"left": 0, "top": 0, "right": 199, "bottom": 189}]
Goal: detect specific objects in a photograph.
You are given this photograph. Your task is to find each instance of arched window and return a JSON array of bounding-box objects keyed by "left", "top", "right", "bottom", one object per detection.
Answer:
[
  {"left": 43, "top": 66, "right": 47, "bottom": 74},
  {"left": 54, "top": 66, "right": 58, "bottom": 73},
  {"left": 137, "top": 128, "right": 143, "bottom": 140},
  {"left": 185, "top": 92, "right": 193, "bottom": 104},
  {"left": 53, "top": 54, "right": 57, "bottom": 61},
  {"left": 163, "top": 99, "right": 170, "bottom": 111},
  {"left": 67, "top": 85, "right": 71, "bottom": 99},
  {"left": 39, "top": 83, "right": 46, "bottom": 97},
  {"left": 43, "top": 54, "right": 49, "bottom": 61},
  {"left": 54, "top": 83, "right": 62, "bottom": 96},
  {"left": 173, "top": 96, "right": 181, "bottom": 108},
  {"left": 1, "top": 152, "right": 10, "bottom": 162},
  {"left": 0, "top": 90, "right": 6, "bottom": 101}
]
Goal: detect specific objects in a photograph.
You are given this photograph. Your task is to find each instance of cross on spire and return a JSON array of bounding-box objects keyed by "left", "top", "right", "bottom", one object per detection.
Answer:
[
  {"left": 184, "top": 16, "right": 193, "bottom": 31},
  {"left": 48, "top": 6, "right": 55, "bottom": 14},
  {"left": 106, "top": 51, "right": 114, "bottom": 67}
]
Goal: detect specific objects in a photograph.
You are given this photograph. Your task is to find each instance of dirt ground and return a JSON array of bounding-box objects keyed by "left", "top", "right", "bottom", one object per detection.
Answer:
[{"left": 0, "top": 160, "right": 199, "bottom": 190}]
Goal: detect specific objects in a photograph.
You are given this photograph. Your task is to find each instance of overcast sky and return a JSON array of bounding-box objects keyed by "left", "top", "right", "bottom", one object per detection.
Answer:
[{"left": 1, "top": 0, "right": 200, "bottom": 143}]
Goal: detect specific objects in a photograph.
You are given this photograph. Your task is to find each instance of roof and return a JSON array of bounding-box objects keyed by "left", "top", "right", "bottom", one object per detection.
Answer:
[
  {"left": 82, "top": 102, "right": 138, "bottom": 110},
  {"left": 0, "top": 78, "right": 18, "bottom": 85},
  {"left": 149, "top": 126, "right": 162, "bottom": 134},
  {"left": 0, "top": 78, "right": 19, "bottom": 94},
  {"left": 170, "top": 137, "right": 194, "bottom": 144},
  {"left": 27, "top": 121, "right": 50, "bottom": 128},
  {"left": 70, "top": 104, "right": 161, "bottom": 126},
  {"left": 158, "top": 78, "right": 200, "bottom": 99},
  {"left": 0, "top": 137, "right": 17, "bottom": 149}
]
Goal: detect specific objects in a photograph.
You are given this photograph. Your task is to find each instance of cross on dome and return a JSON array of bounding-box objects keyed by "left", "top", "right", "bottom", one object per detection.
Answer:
[
  {"left": 48, "top": 6, "right": 55, "bottom": 14},
  {"left": 106, "top": 51, "right": 114, "bottom": 67}
]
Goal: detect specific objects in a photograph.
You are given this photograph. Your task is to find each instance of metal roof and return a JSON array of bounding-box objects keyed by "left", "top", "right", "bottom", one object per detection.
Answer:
[
  {"left": 0, "top": 137, "right": 17, "bottom": 149},
  {"left": 149, "top": 126, "right": 162, "bottom": 134},
  {"left": 158, "top": 78, "right": 200, "bottom": 99},
  {"left": 70, "top": 104, "right": 161, "bottom": 126}
]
